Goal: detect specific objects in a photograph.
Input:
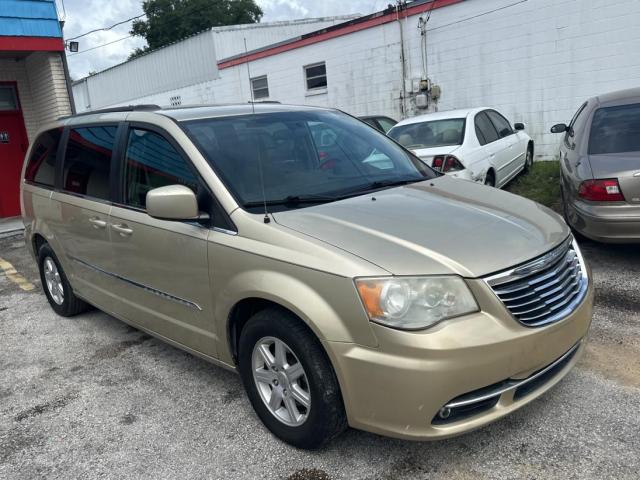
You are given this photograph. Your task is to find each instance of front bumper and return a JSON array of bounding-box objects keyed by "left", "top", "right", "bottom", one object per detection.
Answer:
[{"left": 323, "top": 279, "right": 594, "bottom": 440}]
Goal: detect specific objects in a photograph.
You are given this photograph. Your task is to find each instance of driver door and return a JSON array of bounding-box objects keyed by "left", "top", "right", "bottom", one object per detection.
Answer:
[{"left": 106, "top": 125, "right": 217, "bottom": 357}]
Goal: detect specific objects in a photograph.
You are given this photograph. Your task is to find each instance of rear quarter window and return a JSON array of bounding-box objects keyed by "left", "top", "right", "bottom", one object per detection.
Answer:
[
  {"left": 589, "top": 103, "right": 640, "bottom": 154},
  {"left": 24, "top": 128, "right": 63, "bottom": 187},
  {"left": 62, "top": 126, "right": 118, "bottom": 200}
]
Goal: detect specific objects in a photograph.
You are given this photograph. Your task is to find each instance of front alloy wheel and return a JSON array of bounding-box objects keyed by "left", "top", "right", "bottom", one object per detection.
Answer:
[
  {"left": 252, "top": 336, "right": 311, "bottom": 426},
  {"left": 238, "top": 307, "right": 347, "bottom": 449}
]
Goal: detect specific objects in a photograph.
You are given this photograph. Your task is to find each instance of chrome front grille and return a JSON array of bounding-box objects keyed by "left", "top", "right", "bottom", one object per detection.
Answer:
[{"left": 485, "top": 237, "right": 588, "bottom": 327}]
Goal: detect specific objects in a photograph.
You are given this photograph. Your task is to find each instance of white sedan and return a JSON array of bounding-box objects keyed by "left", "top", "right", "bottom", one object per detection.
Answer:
[{"left": 387, "top": 108, "right": 534, "bottom": 188}]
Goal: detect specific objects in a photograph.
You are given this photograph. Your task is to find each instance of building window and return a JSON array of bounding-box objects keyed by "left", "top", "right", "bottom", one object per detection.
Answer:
[
  {"left": 170, "top": 95, "right": 182, "bottom": 107},
  {"left": 251, "top": 76, "right": 269, "bottom": 100},
  {"left": 0, "top": 85, "right": 19, "bottom": 111},
  {"left": 304, "top": 62, "right": 327, "bottom": 91}
]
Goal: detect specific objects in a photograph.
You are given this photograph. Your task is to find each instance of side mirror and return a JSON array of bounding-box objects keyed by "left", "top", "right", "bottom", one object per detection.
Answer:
[
  {"left": 146, "top": 185, "right": 199, "bottom": 220},
  {"left": 550, "top": 123, "right": 568, "bottom": 134},
  {"left": 514, "top": 122, "right": 525, "bottom": 131}
]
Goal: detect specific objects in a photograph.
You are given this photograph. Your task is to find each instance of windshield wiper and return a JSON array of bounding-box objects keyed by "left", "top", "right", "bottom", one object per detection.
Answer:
[
  {"left": 335, "top": 177, "right": 424, "bottom": 198},
  {"left": 244, "top": 194, "right": 338, "bottom": 208},
  {"left": 362, "top": 177, "right": 424, "bottom": 191}
]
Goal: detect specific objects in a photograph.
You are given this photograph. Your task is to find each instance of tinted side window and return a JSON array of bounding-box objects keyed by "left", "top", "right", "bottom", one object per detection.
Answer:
[
  {"left": 475, "top": 112, "right": 499, "bottom": 145},
  {"left": 362, "top": 118, "right": 381, "bottom": 131},
  {"left": 569, "top": 102, "right": 588, "bottom": 130},
  {"left": 589, "top": 103, "right": 640, "bottom": 154},
  {"left": 63, "top": 126, "right": 117, "bottom": 200},
  {"left": 566, "top": 102, "right": 588, "bottom": 147},
  {"left": 24, "top": 128, "right": 63, "bottom": 187},
  {"left": 124, "top": 129, "right": 199, "bottom": 209},
  {"left": 486, "top": 111, "right": 513, "bottom": 138},
  {"left": 377, "top": 118, "right": 397, "bottom": 133}
]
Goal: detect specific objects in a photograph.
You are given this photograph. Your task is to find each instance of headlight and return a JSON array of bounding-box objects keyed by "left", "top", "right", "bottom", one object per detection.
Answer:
[{"left": 355, "top": 276, "right": 478, "bottom": 330}]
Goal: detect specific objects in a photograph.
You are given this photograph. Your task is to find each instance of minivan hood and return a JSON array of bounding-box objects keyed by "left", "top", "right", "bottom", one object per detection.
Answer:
[{"left": 273, "top": 176, "right": 568, "bottom": 277}]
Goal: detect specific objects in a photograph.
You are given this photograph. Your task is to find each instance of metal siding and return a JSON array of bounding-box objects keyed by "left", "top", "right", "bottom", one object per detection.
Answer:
[
  {"left": 82, "top": 32, "right": 219, "bottom": 110},
  {"left": 212, "top": 17, "right": 358, "bottom": 61},
  {"left": 0, "top": 0, "right": 62, "bottom": 38},
  {"left": 72, "top": 17, "right": 358, "bottom": 111}
]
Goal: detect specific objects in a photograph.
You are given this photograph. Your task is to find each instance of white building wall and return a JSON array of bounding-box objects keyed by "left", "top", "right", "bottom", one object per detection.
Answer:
[
  {"left": 404, "top": 0, "right": 640, "bottom": 159},
  {"left": 108, "top": 22, "right": 406, "bottom": 115},
  {"left": 75, "top": 0, "right": 640, "bottom": 159},
  {"left": 211, "top": 16, "right": 359, "bottom": 60},
  {"left": 78, "top": 31, "right": 220, "bottom": 110},
  {"left": 73, "top": 16, "right": 358, "bottom": 113}
]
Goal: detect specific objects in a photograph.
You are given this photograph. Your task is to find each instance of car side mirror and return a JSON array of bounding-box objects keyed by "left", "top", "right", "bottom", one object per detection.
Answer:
[
  {"left": 146, "top": 185, "right": 200, "bottom": 220},
  {"left": 514, "top": 122, "right": 525, "bottom": 131},
  {"left": 550, "top": 123, "right": 568, "bottom": 134}
]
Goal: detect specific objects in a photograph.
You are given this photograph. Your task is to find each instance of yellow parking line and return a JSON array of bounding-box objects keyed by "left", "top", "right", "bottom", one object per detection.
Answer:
[{"left": 0, "top": 258, "right": 35, "bottom": 291}]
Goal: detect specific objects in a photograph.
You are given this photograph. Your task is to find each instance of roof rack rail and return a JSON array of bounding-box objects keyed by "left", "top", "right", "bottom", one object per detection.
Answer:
[
  {"left": 58, "top": 104, "right": 161, "bottom": 120},
  {"left": 247, "top": 100, "right": 281, "bottom": 104}
]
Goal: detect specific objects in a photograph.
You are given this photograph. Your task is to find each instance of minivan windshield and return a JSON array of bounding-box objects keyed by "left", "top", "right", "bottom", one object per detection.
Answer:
[
  {"left": 388, "top": 119, "right": 465, "bottom": 149},
  {"left": 589, "top": 103, "right": 640, "bottom": 154},
  {"left": 182, "top": 110, "right": 435, "bottom": 211}
]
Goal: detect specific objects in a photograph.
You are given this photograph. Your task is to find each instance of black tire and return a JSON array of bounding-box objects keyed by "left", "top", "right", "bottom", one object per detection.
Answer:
[
  {"left": 38, "top": 243, "right": 89, "bottom": 317},
  {"left": 523, "top": 145, "right": 533, "bottom": 173},
  {"left": 484, "top": 170, "right": 496, "bottom": 187},
  {"left": 238, "top": 307, "right": 347, "bottom": 449}
]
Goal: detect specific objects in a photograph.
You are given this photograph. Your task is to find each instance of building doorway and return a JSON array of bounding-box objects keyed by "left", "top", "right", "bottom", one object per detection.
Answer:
[{"left": 0, "top": 83, "right": 29, "bottom": 218}]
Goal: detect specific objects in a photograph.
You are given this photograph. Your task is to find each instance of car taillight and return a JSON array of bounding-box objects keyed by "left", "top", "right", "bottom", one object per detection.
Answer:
[
  {"left": 442, "top": 155, "right": 464, "bottom": 173},
  {"left": 432, "top": 155, "right": 464, "bottom": 172},
  {"left": 578, "top": 179, "right": 625, "bottom": 202}
]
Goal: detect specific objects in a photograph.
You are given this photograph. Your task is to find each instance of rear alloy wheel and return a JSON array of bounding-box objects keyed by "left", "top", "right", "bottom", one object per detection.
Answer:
[
  {"left": 38, "top": 243, "right": 89, "bottom": 317},
  {"left": 238, "top": 307, "right": 347, "bottom": 449},
  {"left": 43, "top": 256, "right": 64, "bottom": 306}
]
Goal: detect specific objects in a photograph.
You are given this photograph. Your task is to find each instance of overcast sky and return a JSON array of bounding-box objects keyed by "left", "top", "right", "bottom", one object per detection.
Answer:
[{"left": 61, "top": 0, "right": 391, "bottom": 79}]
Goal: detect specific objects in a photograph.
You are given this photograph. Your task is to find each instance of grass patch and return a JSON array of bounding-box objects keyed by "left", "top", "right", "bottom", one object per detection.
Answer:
[{"left": 506, "top": 161, "right": 561, "bottom": 212}]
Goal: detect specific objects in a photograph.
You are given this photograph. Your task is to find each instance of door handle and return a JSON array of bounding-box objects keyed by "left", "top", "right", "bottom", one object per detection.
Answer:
[
  {"left": 88, "top": 217, "right": 107, "bottom": 229},
  {"left": 112, "top": 223, "right": 133, "bottom": 237}
]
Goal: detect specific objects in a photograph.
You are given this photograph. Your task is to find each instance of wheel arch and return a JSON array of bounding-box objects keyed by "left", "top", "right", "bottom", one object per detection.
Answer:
[
  {"left": 220, "top": 270, "right": 377, "bottom": 364},
  {"left": 32, "top": 232, "right": 47, "bottom": 256}
]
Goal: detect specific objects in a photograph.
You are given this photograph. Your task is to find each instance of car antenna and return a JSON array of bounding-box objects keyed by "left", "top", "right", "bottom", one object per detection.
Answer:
[{"left": 244, "top": 37, "right": 270, "bottom": 224}]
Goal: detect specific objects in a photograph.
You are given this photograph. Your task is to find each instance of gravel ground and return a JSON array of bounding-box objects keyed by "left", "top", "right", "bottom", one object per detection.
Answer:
[{"left": 1, "top": 233, "right": 638, "bottom": 480}]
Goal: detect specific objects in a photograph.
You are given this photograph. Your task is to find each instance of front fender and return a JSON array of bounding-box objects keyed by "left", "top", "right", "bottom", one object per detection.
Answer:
[{"left": 213, "top": 265, "right": 379, "bottom": 364}]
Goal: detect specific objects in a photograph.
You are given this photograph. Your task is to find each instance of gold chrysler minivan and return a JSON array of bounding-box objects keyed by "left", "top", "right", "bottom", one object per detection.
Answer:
[{"left": 21, "top": 104, "right": 593, "bottom": 449}]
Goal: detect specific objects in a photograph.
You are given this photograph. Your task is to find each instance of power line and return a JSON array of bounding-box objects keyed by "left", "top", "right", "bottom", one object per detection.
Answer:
[
  {"left": 427, "top": 0, "right": 528, "bottom": 31},
  {"left": 66, "top": 12, "right": 146, "bottom": 41},
  {"left": 67, "top": 34, "right": 134, "bottom": 56},
  {"left": 66, "top": 1, "right": 234, "bottom": 59}
]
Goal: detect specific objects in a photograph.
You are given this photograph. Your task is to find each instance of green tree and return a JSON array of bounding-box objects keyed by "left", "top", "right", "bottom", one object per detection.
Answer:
[{"left": 129, "top": 0, "right": 262, "bottom": 58}]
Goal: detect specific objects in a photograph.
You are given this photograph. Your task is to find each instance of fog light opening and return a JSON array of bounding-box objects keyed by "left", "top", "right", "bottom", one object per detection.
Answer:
[{"left": 438, "top": 407, "right": 452, "bottom": 419}]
